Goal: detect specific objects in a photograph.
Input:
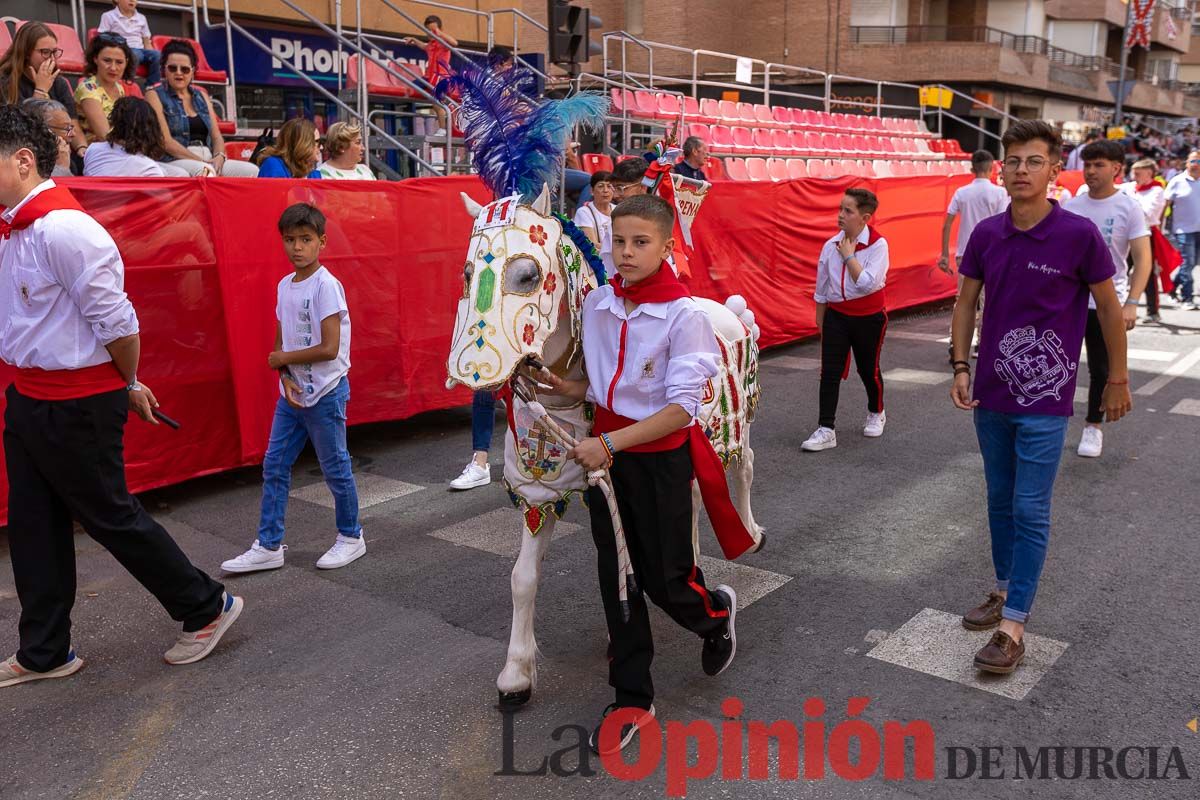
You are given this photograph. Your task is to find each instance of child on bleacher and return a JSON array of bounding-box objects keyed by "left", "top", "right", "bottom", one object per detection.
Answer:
[
  {"left": 403, "top": 15, "right": 458, "bottom": 136},
  {"left": 98, "top": 0, "right": 162, "bottom": 87}
]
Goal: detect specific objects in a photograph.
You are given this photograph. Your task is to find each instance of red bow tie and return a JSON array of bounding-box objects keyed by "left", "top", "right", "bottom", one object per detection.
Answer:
[{"left": 0, "top": 219, "right": 13, "bottom": 241}]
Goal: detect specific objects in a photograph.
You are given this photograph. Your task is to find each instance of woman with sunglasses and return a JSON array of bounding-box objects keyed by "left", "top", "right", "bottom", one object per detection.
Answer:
[
  {"left": 0, "top": 21, "right": 90, "bottom": 160},
  {"left": 75, "top": 33, "right": 135, "bottom": 144},
  {"left": 145, "top": 39, "right": 258, "bottom": 177},
  {"left": 20, "top": 97, "right": 76, "bottom": 177}
]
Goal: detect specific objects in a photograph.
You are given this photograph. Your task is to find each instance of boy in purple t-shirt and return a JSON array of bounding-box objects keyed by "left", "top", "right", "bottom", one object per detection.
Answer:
[{"left": 949, "top": 120, "right": 1133, "bottom": 676}]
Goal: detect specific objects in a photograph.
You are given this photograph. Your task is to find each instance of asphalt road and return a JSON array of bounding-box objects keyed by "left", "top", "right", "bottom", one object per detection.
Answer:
[{"left": 3, "top": 301, "right": 1199, "bottom": 800}]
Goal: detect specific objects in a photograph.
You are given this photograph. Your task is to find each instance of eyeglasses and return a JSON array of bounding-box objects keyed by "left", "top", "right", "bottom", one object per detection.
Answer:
[
  {"left": 1188, "top": 159, "right": 1200, "bottom": 165},
  {"left": 165, "top": 64, "right": 193, "bottom": 74},
  {"left": 36, "top": 48, "right": 65, "bottom": 60},
  {"left": 611, "top": 183, "right": 640, "bottom": 194},
  {"left": 49, "top": 123, "right": 76, "bottom": 138},
  {"left": 1002, "top": 156, "right": 1054, "bottom": 172}
]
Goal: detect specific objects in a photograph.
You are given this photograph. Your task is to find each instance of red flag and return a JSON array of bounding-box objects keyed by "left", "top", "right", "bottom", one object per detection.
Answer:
[{"left": 1126, "top": 0, "right": 1156, "bottom": 49}]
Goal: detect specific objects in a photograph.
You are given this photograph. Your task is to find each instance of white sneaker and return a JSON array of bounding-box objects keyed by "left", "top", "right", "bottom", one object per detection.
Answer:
[
  {"left": 0, "top": 650, "right": 84, "bottom": 688},
  {"left": 316, "top": 533, "right": 367, "bottom": 569},
  {"left": 863, "top": 410, "right": 886, "bottom": 438},
  {"left": 164, "top": 592, "right": 243, "bottom": 665},
  {"left": 801, "top": 426, "right": 837, "bottom": 452},
  {"left": 449, "top": 462, "right": 491, "bottom": 490},
  {"left": 221, "top": 541, "right": 285, "bottom": 574},
  {"left": 1077, "top": 426, "right": 1103, "bottom": 458},
  {"left": 432, "top": 127, "right": 447, "bottom": 137}
]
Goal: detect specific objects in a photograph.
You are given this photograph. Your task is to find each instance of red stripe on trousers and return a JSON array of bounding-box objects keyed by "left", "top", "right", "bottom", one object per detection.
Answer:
[
  {"left": 687, "top": 565, "right": 729, "bottom": 619},
  {"left": 872, "top": 314, "right": 888, "bottom": 410}
]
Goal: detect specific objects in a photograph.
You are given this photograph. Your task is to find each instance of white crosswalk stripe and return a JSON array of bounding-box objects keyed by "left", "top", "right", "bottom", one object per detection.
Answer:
[
  {"left": 1169, "top": 399, "right": 1200, "bottom": 417},
  {"left": 763, "top": 355, "right": 820, "bottom": 371},
  {"left": 883, "top": 368, "right": 951, "bottom": 386},
  {"left": 290, "top": 473, "right": 425, "bottom": 511}
]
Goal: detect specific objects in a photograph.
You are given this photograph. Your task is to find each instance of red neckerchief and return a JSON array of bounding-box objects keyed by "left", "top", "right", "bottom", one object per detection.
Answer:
[
  {"left": 0, "top": 185, "right": 85, "bottom": 239},
  {"left": 609, "top": 261, "right": 689, "bottom": 304},
  {"left": 1136, "top": 182, "right": 1158, "bottom": 192}
]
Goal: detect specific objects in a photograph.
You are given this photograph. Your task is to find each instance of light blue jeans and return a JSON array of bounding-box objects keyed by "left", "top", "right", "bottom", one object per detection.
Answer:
[
  {"left": 1172, "top": 230, "right": 1199, "bottom": 302},
  {"left": 974, "top": 408, "right": 1069, "bottom": 623},
  {"left": 258, "top": 377, "right": 360, "bottom": 549}
]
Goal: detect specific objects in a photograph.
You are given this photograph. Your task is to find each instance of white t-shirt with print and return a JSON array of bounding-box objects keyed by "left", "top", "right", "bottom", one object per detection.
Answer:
[
  {"left": 1064, "top": 190, "right": 1149, "bottom": 308},
  {"left": 276, "top": 266, "right": 351, "bottom": 406},
  {"left": 318, "top": 163, "right": 376, "bottom": 180},
  {"left": 572, "top": 201, "right": 614, "bottom": 276}
]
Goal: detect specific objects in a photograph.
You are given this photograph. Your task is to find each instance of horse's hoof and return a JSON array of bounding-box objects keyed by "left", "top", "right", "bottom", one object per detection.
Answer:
[
  {"left": 498, "top": 688, "right": 532, "bottom": 709},
  {"left": 750, "top": 532, "right": 767, "bottom": 554}
]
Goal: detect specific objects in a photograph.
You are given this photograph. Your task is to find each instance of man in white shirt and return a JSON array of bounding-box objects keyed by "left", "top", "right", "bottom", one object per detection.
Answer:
[
  {"left": 1064, "top": 139, "right": 1152, "bottom": 458},
  {"left": 938, "top": 150, "right": 1008, "bottom": 350},
  {"left": 1122, "top": 158, "right": 1168, "bottom": 322},
  {"left": 1164, "top": 149, "right": 1200, "bottom": 308},
  {"left": 804, "top": 188, "right": 890, "bottom": 452},
  {"left": 0, "top": 107, "right": 242, "bottom": 688}
]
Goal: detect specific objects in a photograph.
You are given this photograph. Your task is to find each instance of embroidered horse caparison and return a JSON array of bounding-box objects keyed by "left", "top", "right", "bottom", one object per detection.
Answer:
[{"left": 446, "top": 185, "right": 764, "bottom": 708}]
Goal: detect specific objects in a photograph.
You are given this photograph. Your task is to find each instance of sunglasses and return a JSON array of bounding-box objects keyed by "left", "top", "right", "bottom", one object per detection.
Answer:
[{"left": 166, "top": 64, "right": 193, "bottom": 74}]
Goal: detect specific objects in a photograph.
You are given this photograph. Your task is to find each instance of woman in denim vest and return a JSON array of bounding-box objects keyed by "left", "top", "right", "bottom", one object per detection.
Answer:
[{"left": 146, "top": 39, "right": 257, "bottom": 177}]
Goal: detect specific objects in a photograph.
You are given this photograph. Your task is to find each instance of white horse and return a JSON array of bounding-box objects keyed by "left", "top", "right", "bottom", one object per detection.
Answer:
[{"left": 446, "top": 185, "right": 763, "bottom": 707}]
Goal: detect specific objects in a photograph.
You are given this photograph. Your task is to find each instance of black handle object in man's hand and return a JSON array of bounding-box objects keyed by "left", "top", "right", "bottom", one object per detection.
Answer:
[{"left": 152, "top": 409, "right": 181, "bottom": 429}]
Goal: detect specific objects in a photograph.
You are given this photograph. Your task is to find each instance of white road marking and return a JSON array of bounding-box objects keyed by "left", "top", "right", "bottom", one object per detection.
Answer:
[
  {"left": 291, "top": 473, "right": 424, "bottom": 511},
  {"left": 1074, "top": 386, "right": 1089, "bottom": 405},
  {"left": 1136, "top": 346, "right": 1200, "bottom": 396},
  {"left": 889, "top": 331, "right": 950, "bottom": 342},
  {"left": 1126, "top": 348, "right": 1178, "bottom": 362},
  {"left": 865, "top": 608, "right": 1070, "bottom": 701},
  {"left": 1169, "top": 399, "right": 1200, "bottom": 417},
  {"left": 696, "top": 555, "right": 793, "bottom": 610},
  {"left": 883, "top": 368, "right": 951, "bottom": 386}
]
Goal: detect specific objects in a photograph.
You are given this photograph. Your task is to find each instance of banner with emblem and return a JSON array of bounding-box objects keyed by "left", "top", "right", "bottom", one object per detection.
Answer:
[{"left": 670, "top": 174, "right": 710, "bottom": 250}]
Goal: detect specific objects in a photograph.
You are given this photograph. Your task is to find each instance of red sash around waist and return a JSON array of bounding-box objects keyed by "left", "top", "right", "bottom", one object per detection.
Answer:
[
  {"left": 829, "top": 290, "right": 887, "bottom": 316},
  {"left": 593, "top": 405, "right": 756, "bottom": 559},
  {"left": 13, "top": 363, "right": 125, "bottom": 401}
]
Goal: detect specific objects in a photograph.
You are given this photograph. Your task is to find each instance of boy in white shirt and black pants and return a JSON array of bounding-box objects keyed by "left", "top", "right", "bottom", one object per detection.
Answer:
[
  {"left": 221, "top": 203, "right": 365, "bottom": 573},
  {"left": 803, "top": 188, "right": 890, "bottom": 452},
  {"left": 536, "top": 195, "right": 747, "bottom": 756},
  {"left": 0, "top": 107, "right": 242, "bottom": 687}
]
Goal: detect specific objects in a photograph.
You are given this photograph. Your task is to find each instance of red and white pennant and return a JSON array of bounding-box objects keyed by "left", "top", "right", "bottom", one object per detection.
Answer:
[{"left": 1126, "top": 0, "right": 1156, "bottom": 50}]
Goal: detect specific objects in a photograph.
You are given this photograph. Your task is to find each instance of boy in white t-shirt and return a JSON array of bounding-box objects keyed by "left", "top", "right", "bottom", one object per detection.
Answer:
[
  {"left": 98, "top": 0, "right": 161, "bottom": 86},
  {"left": 222, "top": 204, "right": 365, "bottom": 573}
]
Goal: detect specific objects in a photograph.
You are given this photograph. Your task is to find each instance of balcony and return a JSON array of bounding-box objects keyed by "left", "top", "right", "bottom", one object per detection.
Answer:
[{"left": 850, "top": 25, "right": 1107, "bottom": 69}]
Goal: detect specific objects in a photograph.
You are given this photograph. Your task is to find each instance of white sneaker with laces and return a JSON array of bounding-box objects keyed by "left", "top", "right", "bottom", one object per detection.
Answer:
[
  {"left": 863, "top": 410, "right": 886, "bottom": 438},
  {"left": 221, "top": 541, "right": 285, "bottom": 573},
  {"left": 316, "top": 533, "right": 367, "bottom": 569},
  {"left": 432, "top": 127, "right": 447, "bottom": 137},
  {"left": 801, "top": 426, "right": 837, "bottom": 452},
  {"left": 1077, "top": 426, "right": 1103, "bottom": 458},
  {"left": 450, "top": 462, "right": 491, "bottom": 490},
  {"left": 0, "top": 650, "right": 84, "bottom": 688},
  {"left": 164, "top": 592, "right": 243, "bottom": 665}
]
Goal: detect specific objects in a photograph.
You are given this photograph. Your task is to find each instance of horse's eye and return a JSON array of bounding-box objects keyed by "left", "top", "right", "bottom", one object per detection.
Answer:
[{"left": 503, "top": 257, "right": 542, "bottom": 294}]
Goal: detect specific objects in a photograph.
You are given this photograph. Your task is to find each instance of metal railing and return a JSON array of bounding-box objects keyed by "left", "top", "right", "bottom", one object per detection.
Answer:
[{"left": 851, "top": 25, "right": 1107, "bottom": 70}]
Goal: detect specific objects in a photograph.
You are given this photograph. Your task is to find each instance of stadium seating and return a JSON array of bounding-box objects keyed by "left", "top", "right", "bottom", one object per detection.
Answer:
[
  {"left": 150, "top": 36, "right": 227, "bottom": 83},
  {"left": 18, "top": 20, "right": 86, "bottom": 73},
  {"left": 346, "top": 55, "right": 423, "bottom": 99},
  {"left": 724, "top": 157, "right": 749, "bottom": 181},
  {"left": 581, "top": 153, "right": 614, "bottom": 173}
]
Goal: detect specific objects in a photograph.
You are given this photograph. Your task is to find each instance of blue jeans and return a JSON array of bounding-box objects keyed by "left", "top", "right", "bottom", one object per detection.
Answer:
[
  {"left": 131, "top": 47, "right": 162, "bottom": 86},
  {"left": 472, "top": 390, "right": 496, "bottom": 452},
  {"left": 258, "top": 377, "right": 360, "bottom": 549},
  {"left": 1173, "top": 231, "right": 1199, "bottom": 302},
  {"left": 973, "top": 408, "right": 1069, "bottom": 623}
]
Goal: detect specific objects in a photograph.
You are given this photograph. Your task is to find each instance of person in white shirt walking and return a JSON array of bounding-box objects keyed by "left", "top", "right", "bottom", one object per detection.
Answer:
[
  {"left": 939, "top": 150, "right": 1008, "bottom": 355},
  {"left": 221, "top": 203, "right": 365, "bottom": 573},
  {"left": 1163, "top": 150, "right": 1200, "bottom": 309},
  {"left": 0, "top": 107, "right": 242, "bottom": 687},
  {"left": 1122, "top": 158, "right": 1168, "bottom": 322},
  {"left": 803, "top": 188, "right": 891, "bottom": 452},
  {"left": 1064, "top": 139, "right": 1152, "bottom": 458}
]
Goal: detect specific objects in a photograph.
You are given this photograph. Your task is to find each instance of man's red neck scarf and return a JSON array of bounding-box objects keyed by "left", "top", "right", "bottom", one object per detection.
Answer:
[{"left": 0, "top": 184, "right": 84, "bottom": 239}]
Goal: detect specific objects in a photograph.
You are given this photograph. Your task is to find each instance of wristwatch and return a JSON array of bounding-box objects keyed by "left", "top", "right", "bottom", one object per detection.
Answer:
[{"left": 127, "top": 378, "right": 141, "bottom": 392}]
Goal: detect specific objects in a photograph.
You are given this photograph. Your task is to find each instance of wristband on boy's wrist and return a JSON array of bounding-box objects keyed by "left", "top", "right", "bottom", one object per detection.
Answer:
[{"left": 599, "top": 432, "right": 617, "bottom": 458}]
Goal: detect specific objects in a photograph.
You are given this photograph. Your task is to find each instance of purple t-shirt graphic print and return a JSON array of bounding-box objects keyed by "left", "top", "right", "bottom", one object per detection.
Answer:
[{"left": 958, "top": 201, "right": 1114, "bottom": 416}]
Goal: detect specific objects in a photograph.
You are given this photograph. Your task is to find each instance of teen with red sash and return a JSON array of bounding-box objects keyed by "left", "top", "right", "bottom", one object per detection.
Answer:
[
  {"left": 803, "top": 188, "right": 891, "bottom": 453},
  {"left": 0, "top": 107, "right": 243, "bottom": 688},
  {"left": 531, "top": 195, "right": 743, "bottom": 757}
]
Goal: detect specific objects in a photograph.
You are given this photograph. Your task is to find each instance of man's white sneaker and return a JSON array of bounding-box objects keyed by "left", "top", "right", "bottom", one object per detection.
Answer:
[
  {"left": 316, "top": 533, "right": 367, "bottom": 569},
  {"left": 0, "top": 651, "right": 84, "bottom": 688},
  {"left": 221, "top": 541, "right": 285, "bottom": 573},
  {"left": 164, "top": 592, "right": 243, "bottom": 665},
  {"left": 450, "top": 462, "right": 491, "bottom": 490},
  {"left": 1077, "top": 426, "right": 1103, "bottom": 458},
  {"left": 863, "top": 410, "right": 887, "bottom": 438},
  {"left": 801, "top": 426, "right": 837, "bottom": 452}
]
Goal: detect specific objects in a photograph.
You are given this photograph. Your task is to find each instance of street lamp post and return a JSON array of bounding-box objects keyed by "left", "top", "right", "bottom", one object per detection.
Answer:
[{"left": 1114, "top": 0, "right": 1134, "bottom": 127}]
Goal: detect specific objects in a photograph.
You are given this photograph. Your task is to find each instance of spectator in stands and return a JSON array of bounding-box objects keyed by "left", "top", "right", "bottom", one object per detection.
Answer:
[
  {"left": 0, "top": 22, "right": 90, "bottom": 160},
  {"left": 98, "top": 0, "right": 162, "bottom": 87},
  {"left": 574, "top": 171, "right": 614, "bottom": 275},
  {"left": 675, "top": 136, "right": 708, "bottom": 182},
  {"left": 258, "top": 117, "right": 322, "bottom": 179},
  {"left": 318, "top": 122, "right": 374, "bottom": 180},
  {"left": 488, "top": 45, "right": 514, "bottom": 71},
  {"left": 20, "top": 97, "right": 75, "bottom": 177},
  {"left": 147, "top": 40, "right": 257, "bottom": 177},
  {"left": 610, "top": 157, "right": 649, "bottom": 203},
  {"left": 1065, "top": 130, "right": 1099, "bottom": 172},
  {"left": 76, "top": 33, "right": 135, "bottom": 144},
  {"left": 83, "top": 96, "right": 167, "bottom": 177},
  {"left": 404, "top": 16, "right": 458, "bottom": 136}
]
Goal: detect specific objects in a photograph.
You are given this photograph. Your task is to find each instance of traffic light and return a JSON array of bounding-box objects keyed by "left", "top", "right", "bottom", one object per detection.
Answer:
[{"left": 548, "top": 1, "right": 602, "bottom": 68}]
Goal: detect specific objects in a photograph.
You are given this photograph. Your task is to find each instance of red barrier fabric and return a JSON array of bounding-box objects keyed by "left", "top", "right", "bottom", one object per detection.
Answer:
[{"left": 0, "top": 173, "right": 961, "bottom": 524}]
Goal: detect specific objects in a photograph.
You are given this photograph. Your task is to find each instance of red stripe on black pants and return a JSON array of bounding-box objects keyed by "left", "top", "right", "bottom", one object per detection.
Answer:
[
  {"left": 588, "top": 443, "right": 728, "bottom": 711},
  {"left": 3, "top": 385, "right": 225, "bottom": 672},
  {"left": 818, "top": 307, "right": 887, "bottom": 429}
]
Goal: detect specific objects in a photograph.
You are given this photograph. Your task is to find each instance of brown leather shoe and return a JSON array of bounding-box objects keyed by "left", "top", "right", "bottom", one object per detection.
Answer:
[
  {"left": 974, "top": 631, "right": 1025, "bottom": 674},
  {"left": 962, "top": 591, "right": 1006, "bottom": 631}
]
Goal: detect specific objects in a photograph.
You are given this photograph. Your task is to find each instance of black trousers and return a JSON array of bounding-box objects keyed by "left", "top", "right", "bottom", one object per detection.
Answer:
[
  {"left": 819, "top": 308, "right": 887, "bottom": 429},
  {"left": 4, "top": 386, "right": 224, "bottom": 672},
  {"left": 1141, "top": 263, "right": 1160, "bottom": 316},
  {"left": 1083, "top": 309, "right": 1108, "bottom": 425},
  {"left": 588, "top": 443, "right": 728, "bottom": 710}
]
